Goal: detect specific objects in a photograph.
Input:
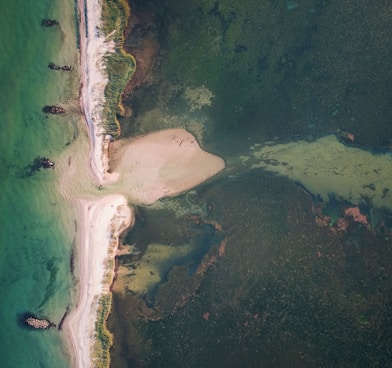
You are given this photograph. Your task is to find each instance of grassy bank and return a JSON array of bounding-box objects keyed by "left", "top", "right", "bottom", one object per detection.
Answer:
[{"left": 101, "top": 0, "right": 136, "bottom": 137}]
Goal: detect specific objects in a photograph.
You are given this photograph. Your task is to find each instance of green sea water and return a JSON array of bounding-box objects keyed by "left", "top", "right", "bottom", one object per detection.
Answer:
[{"left": 0, "top": 0, "right": 79, "bottom": 366}]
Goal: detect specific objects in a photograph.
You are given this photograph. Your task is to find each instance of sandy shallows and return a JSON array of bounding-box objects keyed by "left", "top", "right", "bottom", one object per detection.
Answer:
[{"left": 248, "top": 135, "right": 392, "bottom": 209}]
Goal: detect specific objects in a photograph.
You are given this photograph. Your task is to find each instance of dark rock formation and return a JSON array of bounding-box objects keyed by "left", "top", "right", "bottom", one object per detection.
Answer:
[
  {"left": 23, "top": 156, "right": 55, "bottom": 177},
  {"left": 41, "top": 157, "right": 55, "bottom": 169},
  {"left": 42, "top": 105, "right": 65, "bottom": 114},
  {"left": 48, "top": 63, "right": 74, "bottom": 72},
  {"left": 41, "top": 19, "right": 59, "bottom": 27}
]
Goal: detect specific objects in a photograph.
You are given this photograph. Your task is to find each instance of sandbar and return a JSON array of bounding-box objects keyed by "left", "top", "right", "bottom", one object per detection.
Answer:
[{"left": 109, "top": 128, "right": 225, "bottom": 205}]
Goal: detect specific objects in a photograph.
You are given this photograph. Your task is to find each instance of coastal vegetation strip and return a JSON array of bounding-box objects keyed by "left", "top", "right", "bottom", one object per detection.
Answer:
[
  {"left": 89, "top": 200, "right": 134, "bottom": 367},
  {"left": 101, "top": 0, "right": 136, "bottom": 137},
  {"left": 92, "top": 294, "right": 113, "bottom": 368}
]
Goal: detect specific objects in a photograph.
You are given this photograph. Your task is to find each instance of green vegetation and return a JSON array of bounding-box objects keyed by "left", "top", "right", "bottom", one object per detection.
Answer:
[
  {"left": 92, "top": 294, "right": 113, "bottom": 368},
  {"left": 101, "top": 0, "right": 136, "bottom": 137}
]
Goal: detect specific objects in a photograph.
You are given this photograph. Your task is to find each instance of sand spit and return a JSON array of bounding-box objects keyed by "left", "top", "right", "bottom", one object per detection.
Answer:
[{"left": 64, "top": 195, "right": 134, "bottom": 367}]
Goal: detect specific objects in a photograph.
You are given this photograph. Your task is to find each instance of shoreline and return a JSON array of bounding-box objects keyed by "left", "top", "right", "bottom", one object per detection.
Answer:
[{"left": 63, "top": 0, "right": 127, "bottom": 366}]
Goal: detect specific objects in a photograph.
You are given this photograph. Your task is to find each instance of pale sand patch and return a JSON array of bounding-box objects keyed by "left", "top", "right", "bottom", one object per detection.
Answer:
[
  {"left": 108, "top": 128, "right": 225, "bottom": 205},
  {"left": 63, "top": 194, "right": 134, "bottom": 368},
  {"left": 184, "top": 85, "right": 215, "bottom": 112},
  {"left": 248, "top": 135, "right": 392, "bottom": 209}
]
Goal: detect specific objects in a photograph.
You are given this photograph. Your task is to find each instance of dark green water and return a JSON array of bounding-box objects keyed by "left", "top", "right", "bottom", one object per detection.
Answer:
[{"left": 0, "top": 0, "right": 78, "bottom": 366}]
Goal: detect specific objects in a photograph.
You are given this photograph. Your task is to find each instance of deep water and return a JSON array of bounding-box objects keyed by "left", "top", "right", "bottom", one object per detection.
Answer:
[{"left": 0, "top": 1, "right": 78, "bottom": 367}]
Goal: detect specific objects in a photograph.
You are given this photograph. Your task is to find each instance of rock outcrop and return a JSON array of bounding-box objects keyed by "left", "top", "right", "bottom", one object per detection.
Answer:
[{"left": 25, "top": 314, "right": 55, "bottom": 330}]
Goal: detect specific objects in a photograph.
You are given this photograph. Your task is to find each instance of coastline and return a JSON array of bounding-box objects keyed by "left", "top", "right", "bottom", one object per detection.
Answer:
[{"left": 63, "top": 0, "right": 126, "bottom": 366}]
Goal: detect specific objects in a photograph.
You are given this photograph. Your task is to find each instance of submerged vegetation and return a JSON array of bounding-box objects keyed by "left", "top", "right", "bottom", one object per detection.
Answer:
[
  {"left": 101, "top": 0, "right": 136, "bottom": 137},
  {"left": 105, "top": 0, "right": 392, "bottom": 366},
  {"left": 111, "top": 171, "right": 392, "bottom": 368}
]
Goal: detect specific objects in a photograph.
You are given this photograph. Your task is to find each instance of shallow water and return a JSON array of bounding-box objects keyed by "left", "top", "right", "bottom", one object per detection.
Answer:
[{"left": 0, "top": 0, "right": 78, "bottom": 366}]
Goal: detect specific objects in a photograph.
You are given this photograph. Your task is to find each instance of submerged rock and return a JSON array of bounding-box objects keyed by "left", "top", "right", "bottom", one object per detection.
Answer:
[
  {"left": 41, "top": 19, "right": 59, "bottom": 27},
  {"left": 48, "top": 63, "right": 74, "bottom": 72},
  {"left": 41, "top": 157, "right": 55, "bottom": 169},
  {"left": 42, "top": 105, "right": 65, "bottom": 114}
]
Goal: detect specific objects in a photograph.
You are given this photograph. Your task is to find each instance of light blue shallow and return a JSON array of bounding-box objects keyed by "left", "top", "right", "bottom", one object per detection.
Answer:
[{"left": 0, "top": 0, "right": 78, "bottom": 366}]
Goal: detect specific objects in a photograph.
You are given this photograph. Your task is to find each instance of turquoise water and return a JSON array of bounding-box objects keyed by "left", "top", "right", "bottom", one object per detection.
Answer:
[{"left": 0, "top": 0, "right": 78, "bottom": 366}]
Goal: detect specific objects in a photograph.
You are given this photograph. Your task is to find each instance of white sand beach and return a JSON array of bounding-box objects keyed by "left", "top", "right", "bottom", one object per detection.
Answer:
[{"left": 63, "top": 0, "right": 225, "bottom": 366}]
